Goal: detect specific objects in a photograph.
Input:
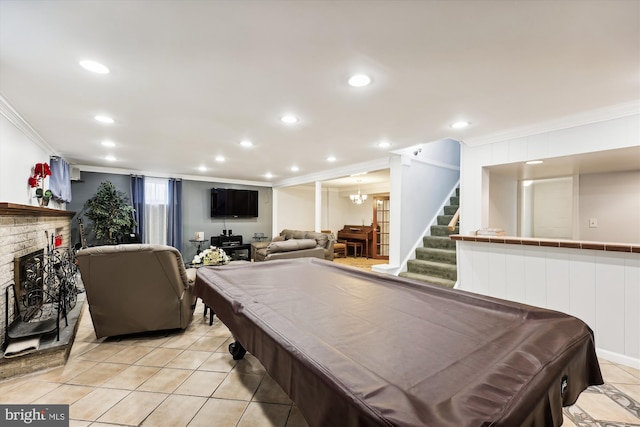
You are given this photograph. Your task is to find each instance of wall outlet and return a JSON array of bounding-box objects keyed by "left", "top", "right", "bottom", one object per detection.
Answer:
[{"left": 589, "top": 218, "right": 598, "bottom": 228}]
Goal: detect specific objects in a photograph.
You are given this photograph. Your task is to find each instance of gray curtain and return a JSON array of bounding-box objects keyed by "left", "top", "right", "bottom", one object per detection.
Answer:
[
  {"left": 130, "top": 175, "right": 145, "bottom": 241},
  {"left": 49, "top": 156, "right": 72, "bottom": 202},
  {"left": 167, "top": 178, "right": 182, "bottom": 252}
]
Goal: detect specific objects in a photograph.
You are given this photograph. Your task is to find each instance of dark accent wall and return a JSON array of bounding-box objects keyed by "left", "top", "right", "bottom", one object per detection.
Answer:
[
  {"left": 182, "top": 181, "right": 272, "bottom": 262},
  {"left": 68, "top": 172, "right": 273, "bottom": 260},
  {"left": 68, "top": 172, "right": 132, "bottom": 248}
]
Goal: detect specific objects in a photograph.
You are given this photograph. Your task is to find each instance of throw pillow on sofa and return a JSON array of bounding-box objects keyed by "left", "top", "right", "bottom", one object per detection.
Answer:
[
  {"left": 304, "top": 231, "right": 329, "bottom": 248},
  {"left": 279, "top": 229, "right": 306, "bottom": 240},
  {"left": 266, "top": 238, "right": 317, "bottom": 254}
]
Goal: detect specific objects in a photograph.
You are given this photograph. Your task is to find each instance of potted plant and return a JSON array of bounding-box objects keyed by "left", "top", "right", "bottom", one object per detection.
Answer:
[{"left": 84, "top": 181, "right": 137, "bottom": 245}]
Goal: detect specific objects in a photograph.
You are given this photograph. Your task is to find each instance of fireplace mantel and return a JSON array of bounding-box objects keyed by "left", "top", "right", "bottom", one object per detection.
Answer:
[{"left": 0, "top": 202, "right": 75, "bottom": 218}]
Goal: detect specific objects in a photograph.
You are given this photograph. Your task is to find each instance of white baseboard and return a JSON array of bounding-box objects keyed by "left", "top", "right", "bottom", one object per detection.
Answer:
[
  {"left": 597, "top": 348, "right": 640, "bottom": 370},
  {"left": 371, "top": 263, "right": 397, "bottom": 275}
]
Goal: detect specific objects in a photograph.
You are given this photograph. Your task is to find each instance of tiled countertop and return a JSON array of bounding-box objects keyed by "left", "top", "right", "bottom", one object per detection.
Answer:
[{"left": 450, "top": 234, "right": 640, "bottom": 253}]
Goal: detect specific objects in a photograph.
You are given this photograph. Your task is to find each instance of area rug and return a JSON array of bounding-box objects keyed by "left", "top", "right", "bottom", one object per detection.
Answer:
[{"left": 333, "top": 257, "right": 387, "bottom": 271}]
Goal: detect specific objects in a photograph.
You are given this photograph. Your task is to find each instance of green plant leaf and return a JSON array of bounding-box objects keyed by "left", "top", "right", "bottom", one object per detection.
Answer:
[{"left": 84, "top": 181, "right": 138, "bottom": 244}]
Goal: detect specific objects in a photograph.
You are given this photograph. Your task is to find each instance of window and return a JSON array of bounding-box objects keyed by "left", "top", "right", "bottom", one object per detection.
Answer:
[{"left": 144, "top": 177, "right": 169, "bottom": 245}]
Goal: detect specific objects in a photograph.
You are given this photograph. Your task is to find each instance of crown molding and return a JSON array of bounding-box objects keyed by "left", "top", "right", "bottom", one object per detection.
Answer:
[
  {"left": 0, "top": 92, "right": 60, "bottom": 156},
  {"left": 74, "top": 164, "right": 272, "bottom": 187},
  {"left": 463, "top": 101, "right": 640, "bottom": 147}
]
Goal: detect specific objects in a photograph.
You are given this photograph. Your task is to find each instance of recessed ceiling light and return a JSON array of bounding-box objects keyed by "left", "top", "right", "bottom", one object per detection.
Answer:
[
  {"left": 265, "top": 172, "right": 273, "bottom": 179},
  {"left": 348, "top": 74, "right": 371, "bottom": 87},
  {"left": 377, "top": 141, "right": 391, "bottom": 148},
  {"left": 79, "top": 60, "right": 110, "bottom": 74},
  {"left": 326, "top": 156, "right": 336, "bottom": 162},
  {"left": 291, "top": 166, "right": 299, "bottom": 172},
  {"left": 94, "top": 115, "right": 114, "bottom": 124},
  {"left": 105, "top": 155, "right": 116, "bottom": 162},
  {"left": 101, "top": 140, "right": 115, "bottom": 147},
  {"left": 240, "top": 140, "right": 253, "bottom": 147},
  {"left": 526, "top": 160, "right": 544, "bottom": 165},
  {"left": 450, "top": 121, "right": 470, "bottom": 129},
  {"left": 281, "top": 114, "right": 298, "bottom": 124},
  {"left": 198, "top": 165, "right": 207, "bottom": 172},
  {"left": 215, "top": 156, "right": 225, "bottom": 162}
]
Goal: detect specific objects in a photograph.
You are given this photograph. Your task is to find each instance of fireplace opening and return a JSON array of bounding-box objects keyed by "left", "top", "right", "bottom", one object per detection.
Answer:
[{"left": 7, "top": 248, "right": 79, "bottom": 343}]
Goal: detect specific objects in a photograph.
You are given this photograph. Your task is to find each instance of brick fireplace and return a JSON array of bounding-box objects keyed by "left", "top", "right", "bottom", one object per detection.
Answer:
[{"left": 0, "top": 202, "right": 76, "bottom": 377}]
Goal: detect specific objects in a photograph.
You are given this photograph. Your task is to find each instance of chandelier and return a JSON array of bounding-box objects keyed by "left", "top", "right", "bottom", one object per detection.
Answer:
[{"left": 350, "top": 182, "right": 368, "bottom": 205}]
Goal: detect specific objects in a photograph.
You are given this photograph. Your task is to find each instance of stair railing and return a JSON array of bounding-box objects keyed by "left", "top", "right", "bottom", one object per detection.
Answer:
[{"left": 448, "top": 207, "right": 460, "bottom": 232}]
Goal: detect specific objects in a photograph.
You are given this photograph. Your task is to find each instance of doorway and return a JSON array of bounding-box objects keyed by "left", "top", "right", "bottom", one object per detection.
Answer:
[
  {"left": 373, "top": 196, "right": 390, "bottom": 259},
  {"left": 520, "top": 177, "right": 574, "bottom": 239}
]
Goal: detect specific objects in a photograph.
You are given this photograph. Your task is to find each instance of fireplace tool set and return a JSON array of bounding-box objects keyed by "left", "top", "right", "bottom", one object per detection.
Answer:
[{"left": 4, "top": 231, "right": 80, "bottom": 347}]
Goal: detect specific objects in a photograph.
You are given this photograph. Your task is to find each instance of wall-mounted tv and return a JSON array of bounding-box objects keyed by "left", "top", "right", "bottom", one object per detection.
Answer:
[{"left": 211, "top": 188, "right": 258, "bottom": 218}]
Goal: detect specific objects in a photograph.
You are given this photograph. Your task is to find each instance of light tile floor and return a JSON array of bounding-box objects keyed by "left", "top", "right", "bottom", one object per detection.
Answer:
[
  {"left": 1, "top": 296, "right": 639, "bottom": 426},
  {"left": 1, "top": 302, "right": 308, "bottom": 427}
]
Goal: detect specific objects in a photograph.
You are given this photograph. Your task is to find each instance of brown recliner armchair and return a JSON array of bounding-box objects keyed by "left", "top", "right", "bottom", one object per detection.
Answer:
[{"left": 76, "top": 244, "right": 197, "bottom": 339}]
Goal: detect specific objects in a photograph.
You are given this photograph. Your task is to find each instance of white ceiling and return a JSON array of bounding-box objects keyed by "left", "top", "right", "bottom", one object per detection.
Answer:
[{"left": 1, "top": 1, "right": 638, "bottom": 186}]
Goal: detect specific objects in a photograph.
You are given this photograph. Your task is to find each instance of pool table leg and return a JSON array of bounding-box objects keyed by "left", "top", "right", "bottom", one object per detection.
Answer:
[{"left": 229, "top": 341, "right": 246, "bottom": 360}]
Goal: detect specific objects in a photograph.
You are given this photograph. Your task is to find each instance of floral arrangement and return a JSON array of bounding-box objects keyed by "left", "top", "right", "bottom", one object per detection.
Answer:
[
  {"left": 28, "top": 162, "right": 53, "bottom": 206},
  {"left": 192, "top": 246, "right": 231, "bottom": 266}
]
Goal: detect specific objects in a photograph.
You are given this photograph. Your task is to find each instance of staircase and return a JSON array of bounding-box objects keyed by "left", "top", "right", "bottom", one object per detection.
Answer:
[{"left": 399, "top": 188, "right": 459, "bottom": 288}]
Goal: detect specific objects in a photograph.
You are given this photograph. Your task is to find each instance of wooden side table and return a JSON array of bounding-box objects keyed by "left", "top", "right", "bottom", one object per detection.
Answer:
[
  {"left": 333, "top": 240, "right": 347, "bottom": 258},
  {"left": 189, "top": 239, "right": 206, "bottom": 255}
]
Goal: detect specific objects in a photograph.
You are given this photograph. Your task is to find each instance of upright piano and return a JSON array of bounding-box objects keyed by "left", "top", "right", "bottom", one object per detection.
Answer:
[{"left": 337, "top": 225, "right": 374, "bottom": 258}]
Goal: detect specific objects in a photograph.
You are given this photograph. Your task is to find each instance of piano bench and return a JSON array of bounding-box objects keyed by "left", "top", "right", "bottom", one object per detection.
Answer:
[{"left": 347, "top": 241, "right": 363, "bottom": 258}]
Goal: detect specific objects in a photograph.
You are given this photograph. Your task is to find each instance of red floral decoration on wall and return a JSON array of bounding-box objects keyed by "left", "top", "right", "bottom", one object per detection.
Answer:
[
  {"left": 29, "top": 162, "right": 53, "bottom": 206},
  {"left": 28, "top": 162, "right": 52, "bottom": 188}
]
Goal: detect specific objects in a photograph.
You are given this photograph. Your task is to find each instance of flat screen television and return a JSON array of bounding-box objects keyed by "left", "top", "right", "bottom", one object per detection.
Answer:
[{"left": 211, "top": 188, "right": 258, "bottom": 218}]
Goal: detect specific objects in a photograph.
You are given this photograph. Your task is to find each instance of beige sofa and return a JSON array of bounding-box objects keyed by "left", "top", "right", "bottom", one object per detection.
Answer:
[
  {"left": 76, "top": 244, "right": 197, "bottom": 338},
  {"left": 252, "top": 229, "right": 334, "bottom": 262}
]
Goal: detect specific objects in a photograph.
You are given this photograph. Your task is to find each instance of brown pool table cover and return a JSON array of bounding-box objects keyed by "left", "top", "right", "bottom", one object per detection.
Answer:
[{"left": 194, "top": 258, "right": 602, "bottom": 427}]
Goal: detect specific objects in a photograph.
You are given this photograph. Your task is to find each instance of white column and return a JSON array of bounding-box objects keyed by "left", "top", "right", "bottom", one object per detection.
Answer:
[
  {"left": 272, "top": 187, "right": 279, "bottom": 236},
  {"left": 315, "top": 181, "right": 322, "bottom": 232}
]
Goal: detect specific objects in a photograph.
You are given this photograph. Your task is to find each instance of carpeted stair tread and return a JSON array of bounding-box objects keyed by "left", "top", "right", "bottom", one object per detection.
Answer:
[
  {"left": 437, "top": 215, "right": 454, "bottom": 225},
  {"left": 431, "top": 225, "right": 459, "bottom": 237},
  {"left": 415, "top": 247, "right": 457, "bottom": 264},
  {"left": 423, "top": 235, "right": 456, "bottom": 250},
  {"left": 406, "top": 259, "right": 457, "bottom": 281},
  {"left": 407, "top": 187, "right": 460, "bottom": 287},
  {"left": 444, "top": 205, "right": 459, "bottom": 215},
  {"left": 399, "top": 272, "right": 456, "bottom": 288}
]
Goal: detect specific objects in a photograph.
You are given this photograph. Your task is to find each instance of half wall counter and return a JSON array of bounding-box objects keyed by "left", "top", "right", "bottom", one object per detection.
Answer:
[{"left": 450, "top": 234, "right": 639, "bottom": 369}]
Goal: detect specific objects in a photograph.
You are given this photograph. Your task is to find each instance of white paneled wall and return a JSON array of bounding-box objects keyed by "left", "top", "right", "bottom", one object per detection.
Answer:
[
  {"left": 460, "top": 112, "right": 639, "bottom": 236},
  {"left": 458, "top": 107, "right": 640, "bottom": 368},
  {"left": 457, "top": 242, "right": 640, "bottom": 368}
]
